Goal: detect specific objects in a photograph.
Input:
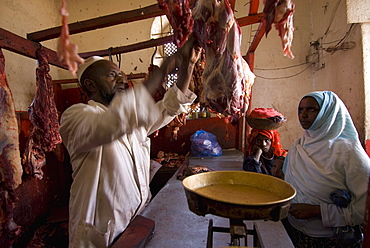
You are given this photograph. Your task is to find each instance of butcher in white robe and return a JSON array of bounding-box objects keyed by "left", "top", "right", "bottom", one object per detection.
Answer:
[{"left": 59, "top": 39, "right": 199, "bottom": 247}]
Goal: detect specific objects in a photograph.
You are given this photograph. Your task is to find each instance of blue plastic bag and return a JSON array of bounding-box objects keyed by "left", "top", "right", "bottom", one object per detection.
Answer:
[{"left": 190, "top": 130, "right": 222, "bottom": 157}]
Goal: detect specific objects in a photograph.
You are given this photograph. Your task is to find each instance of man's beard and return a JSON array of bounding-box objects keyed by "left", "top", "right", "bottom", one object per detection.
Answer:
[
  {"left": 102, "top": 91, "right": 115, "bottom": 104},
  {"left": 97, "top": 84, "right": 115, "bottom": 104}
]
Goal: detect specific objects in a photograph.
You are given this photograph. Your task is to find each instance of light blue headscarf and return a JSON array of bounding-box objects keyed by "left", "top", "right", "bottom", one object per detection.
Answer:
[
  {"left": 283, "top": 91, "right": 370, "bottom": 234},
  {"left": 301, "top": 91, "right": 358, "bottom": 145},
  {"left": 283, "top": 91, "right": 359, "bottom": 174}
]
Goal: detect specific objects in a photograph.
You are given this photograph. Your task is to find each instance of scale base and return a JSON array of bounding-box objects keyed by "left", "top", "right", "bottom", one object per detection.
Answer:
[{"left": 206, "top": 218, "right": 258, "bottom": 248}]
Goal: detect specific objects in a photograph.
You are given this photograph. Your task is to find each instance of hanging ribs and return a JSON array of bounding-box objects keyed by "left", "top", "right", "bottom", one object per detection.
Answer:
[
  {"left": 22, "top": 48, "right": 62, "bottom": 179},
  {"left": 0, "top": 49, "right": 22, "bottom": 247}
]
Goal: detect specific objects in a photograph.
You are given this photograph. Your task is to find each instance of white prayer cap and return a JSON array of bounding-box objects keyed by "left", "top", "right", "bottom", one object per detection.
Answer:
[{"left": 76, "top": 56, "right": 105, "bottom": 82}]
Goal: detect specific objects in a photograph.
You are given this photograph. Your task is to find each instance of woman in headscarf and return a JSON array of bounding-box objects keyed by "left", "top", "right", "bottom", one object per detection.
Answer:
[
  {"left": 243, "top": 128, "right": 287, "bottom": 176},
  {"left": 282, "top": 91, "right": 370, "bottom": 247}
]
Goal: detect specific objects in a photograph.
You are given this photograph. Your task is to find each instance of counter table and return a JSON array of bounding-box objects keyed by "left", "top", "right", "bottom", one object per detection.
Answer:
[{"left": 141, "top": 149, "right": 294, "bottom": 248}]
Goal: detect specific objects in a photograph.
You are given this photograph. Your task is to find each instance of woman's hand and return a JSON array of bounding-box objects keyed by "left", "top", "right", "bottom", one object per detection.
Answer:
[
  {"left": 252, "top": 145, "right": 263, "bottom": 160},
  {"left": 289, "top": 203, "right": 321, "bottom": 219}
]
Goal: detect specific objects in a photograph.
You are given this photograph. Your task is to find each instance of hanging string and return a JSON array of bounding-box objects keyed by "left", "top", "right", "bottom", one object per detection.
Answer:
[
  {"left": 151, "top": 46, "right": 158, "bottom": 65},
  {"left": 127, "top": 72, "right": 134, "bottom": 88},
  {"left": 115, "top": 53, "right": 122, "bottom": 69},
  {"left": 108, "top": 47, "right": 113, "bottom": 62}
]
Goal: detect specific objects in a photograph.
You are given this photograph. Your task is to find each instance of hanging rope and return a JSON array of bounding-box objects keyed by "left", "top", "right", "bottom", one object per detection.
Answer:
[
  {"left": 108, "top": 47, "right": 113, "bottom": 62},
  {"left": 151, "top": 46, "right": 158, "bottom": 65},
  {"left": 115, "top": 53, "right": 122, "bottom": 69}
]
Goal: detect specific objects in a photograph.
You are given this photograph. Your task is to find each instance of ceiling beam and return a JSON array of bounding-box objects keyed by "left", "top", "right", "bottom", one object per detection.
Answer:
[
  {"left": 237, "top": 13, "right": 264, "bottom": 27},
  {"left": 1, "top": 27, "right": 173, "bottom": 71},
  {"left": 53, "top": 72, "right": 147, "bottom": 85},
  {"left": 27, "top": 1, "right": 263, "bottom": 43},
  {"left": 27, "top": 4, "right": 165, "bottom": 42},
  {"left": 79, "top": 36, "right": 173, "bottom": 58},
  {"left": 244, "top": 0, "right": 265, "bottom": 68},
  {"left": 249, "top": 0, "right": 260, "bottom": 14},
  {"left": 0, "top": 27, "right": 67, "bottom": 69},
  {"left": 2, "top": 0, "right": 265, "bottom": 73},
  {"left": 245, "top": 21, "right": 266, "bottom": 65}
]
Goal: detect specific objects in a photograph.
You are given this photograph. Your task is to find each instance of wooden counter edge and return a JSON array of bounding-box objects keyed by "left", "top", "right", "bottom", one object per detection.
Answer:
[{"left": 111, "top": 215, "right": 155, "bottom": 248}]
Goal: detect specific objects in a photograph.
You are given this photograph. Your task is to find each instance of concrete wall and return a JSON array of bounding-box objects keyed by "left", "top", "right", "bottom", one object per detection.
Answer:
[{"left": 0, "top": 0, "right": 368, "bottom": 147}]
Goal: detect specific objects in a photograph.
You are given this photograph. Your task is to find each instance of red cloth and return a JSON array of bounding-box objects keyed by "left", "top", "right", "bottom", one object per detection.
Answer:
[
  {"left": 247, "top": 128, "right": 287, "bottom": 157},
  {"left": 249, "top": 108, "right": 284, "bottom": 118}
]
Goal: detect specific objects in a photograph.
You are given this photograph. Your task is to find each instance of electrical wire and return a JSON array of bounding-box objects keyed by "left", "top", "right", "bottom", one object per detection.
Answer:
[
  {"left": 324, "top": 0, "right": 342, "bottom": 36},
  {"left": 334, "top": 24, "right": 355, "bottom": 47},
  {"left": 321, "top": 23, "right": 356, "bottom": 45},
  {"left": 255, "top": 62, "right": 310, "bottom": 70},
  {"left": 255, "top": 63, "right": 313, "bottom": 80}
]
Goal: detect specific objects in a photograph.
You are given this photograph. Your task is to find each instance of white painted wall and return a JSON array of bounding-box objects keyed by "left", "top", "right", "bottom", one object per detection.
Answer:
[
  {"left": 1, "top": 0, "right": 60, "bottom": 110},
  {"left": 1, "top": 0, "right": 368, "bottom": 149},
  {"left": 311, "top": 0, "right": 366, "bottom": 143},
  {"left": 362, "top": 23, "right": 370, "bottom": 141}
]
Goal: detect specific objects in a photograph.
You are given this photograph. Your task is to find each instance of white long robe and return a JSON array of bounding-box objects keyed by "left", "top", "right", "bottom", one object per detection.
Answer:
[
  {"left": 285, "top": 137, "right": 370, "bottom": 237},
  {"left": 59, "top": 84, "right": 196, "bottom": 247},
  {"left": 283, "top": 91, "right": 370, "bottom": 238}
]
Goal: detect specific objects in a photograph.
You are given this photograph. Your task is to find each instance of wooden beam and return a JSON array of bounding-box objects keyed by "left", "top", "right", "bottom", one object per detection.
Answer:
[
  {"left": 0, "top": 27, "right": 67, "bottom": 69},
  {"left": 229, "top": 0, "right": 236, "bottom": 10},
  {"left": 1, "top": 25, "right": 173, "bottom": 72},
  {"left": 236, "top": 13, "right": 264, "bottom": 27},
  {"left": 246, "top": 21, "right": 266, "bottom": 55},
  {"left": 27, "top": 4, "right": 165, "bottom": 42},
  {"left": 249, "top": 0, "right": 260, "bottom": 14},
  {"left": 53, "top": 72, "right": 147, "bottom": 85},
  {"left": 79, "top": 36, "right": 173, "bottom": 58}
]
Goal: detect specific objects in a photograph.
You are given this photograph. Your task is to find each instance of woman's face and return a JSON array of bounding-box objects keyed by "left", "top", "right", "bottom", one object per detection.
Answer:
[
  {"left": 298, "top": 96, "right": 320, "bottom": 129},
  {"left": 255, "top": 134, "right": 272, "bottom": 153}
]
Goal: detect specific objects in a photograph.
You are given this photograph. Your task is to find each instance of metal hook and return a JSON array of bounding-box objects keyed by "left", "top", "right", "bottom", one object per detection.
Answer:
[
  {"left": 115, "top": 53, "right": 122, "bottom": 69},
  {"left": 108, "top": 47, "right": 113, "bottom": 62}
]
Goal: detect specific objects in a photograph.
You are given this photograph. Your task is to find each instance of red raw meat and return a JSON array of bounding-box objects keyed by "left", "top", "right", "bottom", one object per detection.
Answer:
[
  {"left": 192, "top": 0, "right": 255, "bottom": 121},
  {"left": 263, "top": 0, "right": 295, "bottom": 58},
  {"left": 22, "top": 48, "right": 62, "bottom": 179},
  {"left": 57, "top": 0, "right": 84, "bottom": 75},
  {"left": 158, "top": 0, "right": 194, "bottom": 48},
  {"left": 0, "top": 49, "right": 22, "bottom": 247}
]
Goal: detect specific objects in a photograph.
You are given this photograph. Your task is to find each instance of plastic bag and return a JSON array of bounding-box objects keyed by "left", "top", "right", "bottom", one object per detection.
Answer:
[{"left": 190, "top": 130, "right": 222, "bottom": 157}]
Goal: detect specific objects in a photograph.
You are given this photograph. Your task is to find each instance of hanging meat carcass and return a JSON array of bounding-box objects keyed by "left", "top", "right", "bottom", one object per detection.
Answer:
[
  {"left": 22, "top": 48, "right": 62, "bottom": 179},
  {"left": 263, "top": 0, "right": 295, "bottom": 59},
  {"left": 192, "top": 0, "right": 255, "bottom": 122},
  {"left": 158, "top": 0, "right": 194, "bottom": 48},
  {"left": 0, "top": 49, "right": 22, "bottom": 247},
  {"left": 57, "top": 0, "right": 84, "bottom": 75}
]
